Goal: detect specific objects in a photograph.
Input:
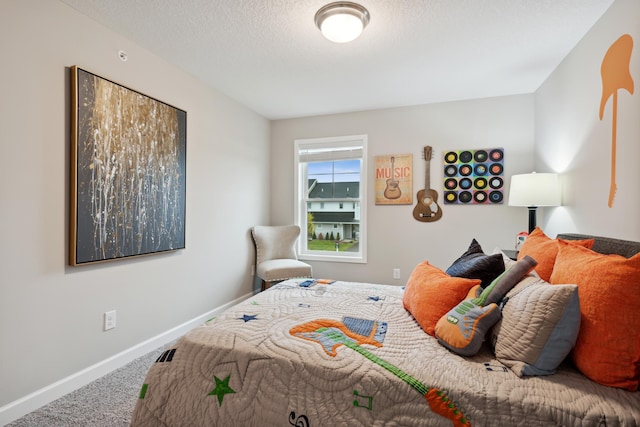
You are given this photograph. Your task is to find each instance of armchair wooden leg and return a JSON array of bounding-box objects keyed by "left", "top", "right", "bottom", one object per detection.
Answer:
[{"left": 261, "top": 280, "right": 267, "bottom": 292}]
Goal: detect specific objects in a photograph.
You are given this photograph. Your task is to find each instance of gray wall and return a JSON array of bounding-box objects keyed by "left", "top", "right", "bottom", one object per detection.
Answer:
[
  {"left": 0, "top": 0, "right": 269, "bottom": 414},
  {"left": 536, "top": 0, "right": 640, "bottom": 241},
  {"left": 271, "top": 0, "right": 640, "bottom": 282},
  {"left": 271, "top": 95, "right": 536, "bottom": 284}
]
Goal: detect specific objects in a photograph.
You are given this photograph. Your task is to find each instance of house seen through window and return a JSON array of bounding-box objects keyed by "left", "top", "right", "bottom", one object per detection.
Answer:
[{"left": 294, "top": 135, "right": 367, "bottom": 263}]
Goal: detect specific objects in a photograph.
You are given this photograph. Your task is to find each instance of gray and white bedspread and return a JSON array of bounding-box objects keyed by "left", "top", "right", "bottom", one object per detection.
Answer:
[{"left": 131, "top": 279, "right": 640, "bottom": 426}]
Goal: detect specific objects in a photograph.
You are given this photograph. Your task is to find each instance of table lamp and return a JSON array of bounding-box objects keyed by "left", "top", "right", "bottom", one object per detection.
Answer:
[{"left": 508, "top": 172, "right": 561, "bottom": 233}]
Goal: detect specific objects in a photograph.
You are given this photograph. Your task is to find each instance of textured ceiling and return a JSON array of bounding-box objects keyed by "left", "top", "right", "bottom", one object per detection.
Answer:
[{"left": 59, "top": 0, "right": 614, "bottom": 119}]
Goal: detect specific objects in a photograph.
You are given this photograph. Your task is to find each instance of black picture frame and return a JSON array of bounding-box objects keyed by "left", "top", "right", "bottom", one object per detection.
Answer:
[{"left": 70, "top": 66, "right": 186, "bottom": 265}]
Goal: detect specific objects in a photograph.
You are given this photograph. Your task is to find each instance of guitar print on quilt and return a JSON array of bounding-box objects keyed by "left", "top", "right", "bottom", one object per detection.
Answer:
[{"left": 290, "top": 316, "right": 471, "bottom": 426}]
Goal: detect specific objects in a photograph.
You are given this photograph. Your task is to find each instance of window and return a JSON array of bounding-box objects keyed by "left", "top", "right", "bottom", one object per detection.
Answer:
[{"left": 294, "top": 135, "right": 367, "bottom": 263}]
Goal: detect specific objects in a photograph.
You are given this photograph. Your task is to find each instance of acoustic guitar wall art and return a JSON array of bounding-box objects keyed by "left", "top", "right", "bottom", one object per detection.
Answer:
[
  {"left": 413, "top": 146, "right": 442, "bottom": 222},
  {"left": 383, "top": 156, "right": 402, "bottom": 200}
]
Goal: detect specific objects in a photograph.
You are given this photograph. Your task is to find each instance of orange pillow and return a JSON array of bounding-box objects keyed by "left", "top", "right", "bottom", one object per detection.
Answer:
[
  {"left": 549, "top": 244, "right": 640, "bottom": 390},
  {"left": 403, "top": 261, "right": 480, "bottom": 336},
  {"left": 517, "top": 227, "right": 594, "bottom": 281}
]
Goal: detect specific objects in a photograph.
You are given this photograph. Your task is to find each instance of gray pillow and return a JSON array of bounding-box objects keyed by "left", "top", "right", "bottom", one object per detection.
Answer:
[
  {"left": 446, "top": 239, "right": 505, "bottom": 288},
  {"left": 490, "top": 276, "right": 580, "bottom": 376}
]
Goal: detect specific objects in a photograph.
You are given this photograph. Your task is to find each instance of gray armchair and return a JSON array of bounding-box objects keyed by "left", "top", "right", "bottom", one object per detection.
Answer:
[{"left": 252, "top": 225, "right": 312, "bottom": 291}]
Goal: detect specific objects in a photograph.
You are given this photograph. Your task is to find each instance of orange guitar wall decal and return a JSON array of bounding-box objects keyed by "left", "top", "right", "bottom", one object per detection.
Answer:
[
  {"left": 599, "top": 34, "right": 634, "bottom": 208},
  {"left": 383, "top": 156, "right": 402, "bottom": 200},
  {"left": 413, "top": 146, "right": 442, "bottom": 222}
]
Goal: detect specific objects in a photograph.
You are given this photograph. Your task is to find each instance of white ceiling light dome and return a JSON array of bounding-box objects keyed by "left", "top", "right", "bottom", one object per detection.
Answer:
[{"left": 315, "top": 2, "right": 370, "bottom": 43}]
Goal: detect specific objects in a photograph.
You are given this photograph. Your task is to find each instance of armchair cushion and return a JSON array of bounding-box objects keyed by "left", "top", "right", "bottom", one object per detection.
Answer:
[{"left": 257, "top": 259, "right": 312, "bottom": 282}]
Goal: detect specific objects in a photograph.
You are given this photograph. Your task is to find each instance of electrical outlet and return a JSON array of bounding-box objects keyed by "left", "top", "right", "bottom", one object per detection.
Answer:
[
  {"left": 393, "top": 268, "right": 401, "bottom": 279},
  {"left": 104, "top": 310, "right": 116, "bottom": 331}
]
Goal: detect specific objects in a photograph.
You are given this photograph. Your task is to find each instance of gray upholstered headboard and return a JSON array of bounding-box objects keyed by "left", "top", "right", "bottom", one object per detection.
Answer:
[{"left": 557, "top": 233, "right": 640, "bottom": 258}]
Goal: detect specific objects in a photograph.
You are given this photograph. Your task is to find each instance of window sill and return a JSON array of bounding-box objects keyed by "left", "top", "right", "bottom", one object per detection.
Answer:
[{"left": 299, "top": 252, "right": 366, "bottom": 264}]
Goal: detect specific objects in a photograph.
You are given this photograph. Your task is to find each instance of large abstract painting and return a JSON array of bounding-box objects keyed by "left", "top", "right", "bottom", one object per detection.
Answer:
[{"left": 70, "top": 66, "right": 186, "bottom": 265}]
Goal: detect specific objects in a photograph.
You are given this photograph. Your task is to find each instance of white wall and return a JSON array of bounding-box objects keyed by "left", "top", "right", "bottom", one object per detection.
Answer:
[
  {"left": 271, "top": 95, "right": 536, "bottom": 284},
  {"left": 536, "top": 0, "right": 640, "bottom": 241},
  {"left": 0, "top": 0, "right": 270, "bottom": 420}
]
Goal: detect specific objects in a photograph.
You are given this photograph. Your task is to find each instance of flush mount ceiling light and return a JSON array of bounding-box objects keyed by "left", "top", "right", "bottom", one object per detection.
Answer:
[{"left": 315, "top": 2, "right": 370, "bottom": 43}]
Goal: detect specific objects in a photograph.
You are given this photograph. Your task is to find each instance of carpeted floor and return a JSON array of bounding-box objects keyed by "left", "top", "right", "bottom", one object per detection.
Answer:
[{"left": 7, "top": 340, "right": 176, "bottom": 427}]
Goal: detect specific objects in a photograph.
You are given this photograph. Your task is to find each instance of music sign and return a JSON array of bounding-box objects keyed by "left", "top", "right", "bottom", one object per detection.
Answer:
[{"left": 374, "top": 154, "right": 413, "bottom": 205}]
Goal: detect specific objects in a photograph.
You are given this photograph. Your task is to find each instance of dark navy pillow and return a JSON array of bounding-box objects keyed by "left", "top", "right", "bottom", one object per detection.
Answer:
[{"left": 446, "top": 239, "right": 505, "bottom": 288}]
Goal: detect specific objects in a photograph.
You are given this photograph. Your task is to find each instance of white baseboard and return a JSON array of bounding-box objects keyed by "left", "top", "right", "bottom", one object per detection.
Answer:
[{"left": 0, "top": 293, "right": 251, "bottom": 426}]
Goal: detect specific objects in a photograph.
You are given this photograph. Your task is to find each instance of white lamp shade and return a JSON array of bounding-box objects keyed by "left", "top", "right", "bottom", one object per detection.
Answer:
[{"left": 508, "top": 172, "right": 561, "bottom": 207}]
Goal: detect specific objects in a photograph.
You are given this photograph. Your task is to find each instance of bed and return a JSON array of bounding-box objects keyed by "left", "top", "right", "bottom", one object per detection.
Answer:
[{"left": 131, "top": 233, "right": 640, "bottom": 426}]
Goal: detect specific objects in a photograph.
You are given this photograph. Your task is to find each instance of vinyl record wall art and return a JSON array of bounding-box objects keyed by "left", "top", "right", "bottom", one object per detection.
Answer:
[{"left": 442, "top": 148, "right": 504, "bottom": 204}]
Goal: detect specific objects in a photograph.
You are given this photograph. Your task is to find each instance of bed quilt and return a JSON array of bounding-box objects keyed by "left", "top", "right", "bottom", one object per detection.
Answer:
[{"left": 131, "top": 279, "right": 640, "bottom": 427}]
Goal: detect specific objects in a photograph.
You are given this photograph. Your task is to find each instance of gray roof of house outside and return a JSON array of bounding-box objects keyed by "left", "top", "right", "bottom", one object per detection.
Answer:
[
  {"left": 308, "top": 181, "right": 360, "bottom": 198},
  {"left": 309, "top": 212, "right": 357, "bottom": 223}
]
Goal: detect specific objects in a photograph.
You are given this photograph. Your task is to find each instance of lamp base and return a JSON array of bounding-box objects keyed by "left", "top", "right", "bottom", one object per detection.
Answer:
[{"left": 527, "top": 206, "right": 538, "bottom": 234}]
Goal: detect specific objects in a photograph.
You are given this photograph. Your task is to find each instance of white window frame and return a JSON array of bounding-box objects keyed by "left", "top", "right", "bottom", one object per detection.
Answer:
[{"left": 294, "top": 135, "right": 367, "bottom": 263}]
